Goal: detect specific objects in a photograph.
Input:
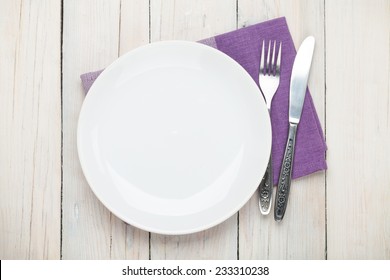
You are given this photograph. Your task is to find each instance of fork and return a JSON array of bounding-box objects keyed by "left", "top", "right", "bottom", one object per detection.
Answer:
[{"left": 258, "top": 40, "right": 282, "bottom": 215}]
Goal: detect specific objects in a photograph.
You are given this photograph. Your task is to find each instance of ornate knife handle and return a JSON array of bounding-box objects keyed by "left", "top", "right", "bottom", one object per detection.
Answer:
[
  {"left": 274, "top": 123, "right": 297, "bottom": 221},
  {"left": 259, "top": 153, "right": 273, "bottom": 214}
]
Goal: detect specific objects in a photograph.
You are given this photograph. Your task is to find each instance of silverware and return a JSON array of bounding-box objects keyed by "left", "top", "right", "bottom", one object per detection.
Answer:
[
  {"left": 258, "top": 40, "right": 282, "bottom": 215},
  {"left": 274, "top": 36, "right": 315, "bottom": 221}
]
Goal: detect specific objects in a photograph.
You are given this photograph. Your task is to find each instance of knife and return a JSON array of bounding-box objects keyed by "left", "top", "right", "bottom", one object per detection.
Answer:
[{"left": 274, "top": 36, "right": 315, "bottom": 221}]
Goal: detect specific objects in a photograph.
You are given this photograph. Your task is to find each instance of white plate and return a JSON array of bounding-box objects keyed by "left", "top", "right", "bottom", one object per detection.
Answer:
[{"left": 77, "top": 41, "right": 271, "bottom": 235}]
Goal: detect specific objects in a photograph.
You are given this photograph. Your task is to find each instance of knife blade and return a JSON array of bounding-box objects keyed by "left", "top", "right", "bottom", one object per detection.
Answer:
[{"left": 274, "top": 36, "right": 315, "bottom": 221}]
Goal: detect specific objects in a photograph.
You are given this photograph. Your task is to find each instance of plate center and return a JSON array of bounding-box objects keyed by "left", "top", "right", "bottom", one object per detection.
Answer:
[{"left": 99, "top": 67, "right": 246, "bottom": 199}]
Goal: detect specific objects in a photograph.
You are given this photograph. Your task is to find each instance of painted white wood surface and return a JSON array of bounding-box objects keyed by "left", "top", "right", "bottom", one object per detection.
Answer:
[
  {"left": 326, "top": 0, "right": 390, "bottom": 259},
  {"left": 237, "top": 0, "right": 326, "bottom": 259},
  {"left": 0, "top": 0, "right": 389, "bottom": 259},
  {"left": 0, "top": 0, "right": 62, "bottom": 259}
]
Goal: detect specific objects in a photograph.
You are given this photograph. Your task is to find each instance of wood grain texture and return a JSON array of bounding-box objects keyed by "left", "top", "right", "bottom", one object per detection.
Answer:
[
  {"left": 119, "top": 0, "right": 150, "bottom": 54},
  {"left": 326, "top": 0, "right": 390, "bottom": 259},
  {"left": 149, "top": 0, "right": 238, "bottom": 260},
  {"left": 151, "top": 0, "right": 237, "bottom": 42},
  {"left": 62, "top": 0, "right": 148, "bottom": 259},
  {"left": 237, "top": 0, "right": 326, "bottom": 259},
  {"left": 0, "top": 0, "right": 62, "bottom": 259}
]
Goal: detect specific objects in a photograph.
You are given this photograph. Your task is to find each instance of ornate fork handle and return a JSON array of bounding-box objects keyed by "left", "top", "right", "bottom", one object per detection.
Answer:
[
  {"left": 259, "top": 152, "right": 273, "bottom": 214},
  {"left": 274, "top": 123, "right": 297, "bottom": 221}
]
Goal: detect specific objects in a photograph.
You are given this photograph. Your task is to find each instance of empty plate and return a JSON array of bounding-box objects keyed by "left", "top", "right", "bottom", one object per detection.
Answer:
[{"left": 77, "top": 41, "right": 271, "bottom": 234}]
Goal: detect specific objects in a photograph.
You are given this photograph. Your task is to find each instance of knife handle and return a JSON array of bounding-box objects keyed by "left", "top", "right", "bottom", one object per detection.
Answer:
[
  {"left": 274, "top": 123, "right": 297, "bottom": 221},
  {"left": 259, "top": 153, "right": 273, "bottom": 215}
]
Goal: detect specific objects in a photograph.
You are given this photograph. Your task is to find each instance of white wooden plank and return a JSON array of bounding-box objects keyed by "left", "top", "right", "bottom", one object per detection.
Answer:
[
  {"left": 326, "top": 0, "right": 390, "bottom": 259},
  {"left": 238, "top": 0, "right": 326, "bottom": 259},
  {"left": 151, "top": 0, "right": 237, "bottom": 42},
  {"left": 151, "top": 216, "right": 237, "bottom": 259},
  {"left": 118, "top": 0, "right": 150, "bottom": 54},
  {"left": 0, "top": 0, "right": 62, "bottom": 259},
  {"left": 150, "top": 0, "right": 238, "bottom": 259},
  {"left": 62, "top": 0, "right": 148, "bottom": 259}
]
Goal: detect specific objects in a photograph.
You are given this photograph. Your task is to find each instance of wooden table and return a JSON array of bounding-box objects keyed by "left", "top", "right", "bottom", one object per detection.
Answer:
[{"left": 1, "top": 0, "right": 389, "bottom": 260}]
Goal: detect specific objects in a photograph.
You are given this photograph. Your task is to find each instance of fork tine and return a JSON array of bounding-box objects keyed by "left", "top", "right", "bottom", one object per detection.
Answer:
[
  {"left": 276, "top": 42, "right": 282, "bottom": 74},
  {"left": 260, "top": 40, "right": 265, "bottom": 75},
  {"left": 266, "top": 41, "right": 271, "bottom": 75},
  {"left": 271, "top": 40, "right": 276, "bottom": 75}
]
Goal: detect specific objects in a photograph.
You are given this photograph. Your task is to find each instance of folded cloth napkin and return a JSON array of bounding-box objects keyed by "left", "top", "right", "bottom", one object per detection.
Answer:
[{"left": 80, "top": 17, "right": 327, "bottom": 185}]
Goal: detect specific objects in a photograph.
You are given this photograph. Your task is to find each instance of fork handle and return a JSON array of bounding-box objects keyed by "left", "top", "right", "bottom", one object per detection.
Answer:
[
  {"left": 259, "top": 153, "right": 273, "bottom": 215},
  {"left": 274, "top": 123, "right": 297, "bottom": 221}
]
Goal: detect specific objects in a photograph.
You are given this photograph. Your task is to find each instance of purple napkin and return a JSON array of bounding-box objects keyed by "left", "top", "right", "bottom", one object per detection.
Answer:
[{"left": 80, "top": 17, "right": 327, "bottom": 185}]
